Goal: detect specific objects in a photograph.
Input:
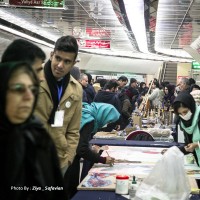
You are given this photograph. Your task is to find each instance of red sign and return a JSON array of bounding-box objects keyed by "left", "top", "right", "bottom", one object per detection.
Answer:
[
  {"left": 86, "top": 28, "right": 110, "bottom": 37},
  {"left": 77, "top": 39, "right": 111, "bottom": 49},
  {"left": 179, "top": 22, "right": 193, "bottom": 48}
]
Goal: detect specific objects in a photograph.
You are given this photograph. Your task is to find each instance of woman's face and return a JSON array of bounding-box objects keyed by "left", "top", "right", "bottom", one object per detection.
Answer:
[
  {"left": 6, "top": 72, "right": 36, "bottom": 124},
  {"left": 152, "top": 83, "right": 156, "bottom": 89},
  {"left": 164, "top": 87, "right": 168, "bottom": 95},
  {"left": 177, "top": 106, "right": 189, "bottom": 116}
]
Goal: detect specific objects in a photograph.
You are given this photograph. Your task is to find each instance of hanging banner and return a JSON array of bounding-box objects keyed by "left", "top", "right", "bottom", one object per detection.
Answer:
[
  {"left": 77, "top": 39, "right": 111, "bottom": 49},
  {"left": 86, "top": 28, "right": 111, "bottom": 38},
  {"left": 9, "top": 0, "right": 63, "bottom": 7}
]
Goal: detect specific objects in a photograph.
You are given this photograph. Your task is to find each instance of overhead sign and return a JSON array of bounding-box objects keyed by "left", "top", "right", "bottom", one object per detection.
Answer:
[
  {"left": 9, "top": 0, "right": 63, "bottom": 7},
  {"left": 77, "top": 39, "right": 111, "bottom": 49},
  {"left": 192, "top": 61, "right": 200, "bottom": 70},
  {"left": 86, "top": 28, "right": 110, "bottom": 37}
]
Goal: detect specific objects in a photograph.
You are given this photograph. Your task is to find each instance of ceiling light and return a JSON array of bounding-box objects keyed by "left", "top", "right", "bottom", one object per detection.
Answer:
[
  {"left": 124, "top": 0, "right": 149, "bottom": 53},
  {"left": 0, "top": 24, "right": 54, "bottom": 48}
]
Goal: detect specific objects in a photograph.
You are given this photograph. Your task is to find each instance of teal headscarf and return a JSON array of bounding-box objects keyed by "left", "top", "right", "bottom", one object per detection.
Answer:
[{"left": 81, "top": 102, "right": 120, "bottom": 133}]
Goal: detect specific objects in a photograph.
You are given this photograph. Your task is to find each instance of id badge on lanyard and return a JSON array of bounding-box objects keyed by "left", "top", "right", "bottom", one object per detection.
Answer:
[
  {"left": 51, "top": 84, "right": 64, "bottom": 127},
  {"left": 51, "top": 109, "right": 65, "bottom": 127}
]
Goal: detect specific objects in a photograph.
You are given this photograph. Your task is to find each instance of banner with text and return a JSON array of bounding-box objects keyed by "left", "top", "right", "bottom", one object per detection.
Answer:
[{"left": 77, "top": 39, "right": 111, "bottom": 49}]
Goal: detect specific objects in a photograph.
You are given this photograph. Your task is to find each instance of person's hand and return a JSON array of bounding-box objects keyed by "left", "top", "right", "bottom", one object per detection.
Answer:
[
  {"left": 185, "top": 143, "right": 198, "bottom": 152},
  {"left": 92, "top": 145, "right": 101, "bottom": 153},
  {"left": 100, "top": 145, "right": 109, "bottom": 151},
  {"left": 115, "top": 125, "right": 120, "bottom": 131},
  {"left": 105, "top": 156, "right": 115, "bottom": 166}
]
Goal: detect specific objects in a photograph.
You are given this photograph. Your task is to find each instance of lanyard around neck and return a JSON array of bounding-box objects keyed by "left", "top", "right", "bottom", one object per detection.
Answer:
[{"left": 57, "top": 85, "right": 63, "bottom": 102}]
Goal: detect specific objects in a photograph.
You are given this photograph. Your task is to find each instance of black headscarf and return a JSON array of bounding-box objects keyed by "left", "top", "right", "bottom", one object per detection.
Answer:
[
  {"left": 173, "top": 92, "right": 196, "bottom": 127},
  {"left": 0, "top": 61, "right": 39, "bottom": 131},
  {"left": 0, "top": 62, "right": 65, "bottom": 199},
  {"left": 44, "top": 60, "right": 70, "bottom": 124}
]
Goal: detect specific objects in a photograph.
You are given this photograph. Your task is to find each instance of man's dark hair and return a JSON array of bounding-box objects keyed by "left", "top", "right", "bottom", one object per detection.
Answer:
[
  {"left": 153, "top": 80, "right": 160, "bottom": 88},
  {"left": 190, "top": 84, "right": 200, "bottom": 91},
  {"left": 103, "top": 79, "right": 119, "bottom": 90},
  {"left": 1, "top": 39, "right": 46, "bottom": 64},
  {"left": 95, "top": 79, "right": 108, "bottom": 88},
  {"left": 130, "top": 78, "right": 137, "bottom": 84},
  {"left": 118, "top": 76, "right": 128, "bottom": 82},
  {"left": 188, "top": 78, "right": 196, "bottom": 86},
  {"left": 85, "top": 73, "right": 92, "bottom": 84},
  {"left": 54, "top": 36, "right": 78, "bottom": 61}
]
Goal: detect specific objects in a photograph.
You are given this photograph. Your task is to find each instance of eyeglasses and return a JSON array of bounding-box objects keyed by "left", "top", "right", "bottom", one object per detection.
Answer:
[{"left": 8, "top": 83, "right": 38, "bottom": 95}]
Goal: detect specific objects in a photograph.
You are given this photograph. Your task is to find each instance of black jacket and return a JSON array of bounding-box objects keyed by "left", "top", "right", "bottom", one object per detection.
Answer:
[
  {"left": 0, "top": 117, "right": 66, "bottom": 200},
  {"left": 94, "top": 90, "right": 121, "bottom": 112}
]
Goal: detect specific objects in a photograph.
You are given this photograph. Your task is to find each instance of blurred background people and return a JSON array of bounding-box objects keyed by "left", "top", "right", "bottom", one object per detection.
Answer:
[
  {"left": 179, "top": 77, "right": 190, "bottom": 93},
  {"left": 148, "top": 80, "right": 163, "bottom": 109},
  {"left": 84, "top": 73, "right": 96, "bottom": 103},
  {"left": 190, "top": 84, "right": 200, "bottom": 105},
  {"left": 163, "top": 84, "right": 176, "bottom": 110},
  {"left": 117, "top": 76, "right": 128, "bottom": 93}
]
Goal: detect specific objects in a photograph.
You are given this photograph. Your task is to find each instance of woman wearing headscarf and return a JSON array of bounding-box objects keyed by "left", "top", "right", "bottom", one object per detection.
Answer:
[
  {"left": 173, "top": 92, "right": 200, "bottom": 166},
  {"left": 0, "top": 62, "right": 65, "bottom": 200},
  {"left": 163, "top": 84, "right": 175, "bottom": 110},
  {"left": 118, "top": 90, "right": 133, "bottom": 130},
  {"left": 65, "top": 102, "right": 120, "bottom": 198}
]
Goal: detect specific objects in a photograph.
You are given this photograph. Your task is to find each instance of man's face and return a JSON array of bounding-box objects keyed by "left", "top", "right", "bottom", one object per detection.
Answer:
[
  {"left": 179, "top": 80, "right": 187, "bottom": 91},
  {"left": 32, "top": 58, "right": 45, "bottom": 81},
  {"left": 50, "top": 50, "right": 76, "bottom": 80},
  {"left": 81, "top": 75, "right": 88, "bottom": 87},
  {"left": 131, "top": 81, "right": 137, "bottom": 88},
  {"left": 118, "top": 80, "right": 127, "bottom": 88}
]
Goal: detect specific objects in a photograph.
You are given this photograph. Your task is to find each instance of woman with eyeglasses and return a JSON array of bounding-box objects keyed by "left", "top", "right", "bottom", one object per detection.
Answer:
[
  {"left": 173, "top": 92, "right": 200, "bottom": 166},
  {"left": 0, "top": 62, "right": 65, "bottom": 200}
]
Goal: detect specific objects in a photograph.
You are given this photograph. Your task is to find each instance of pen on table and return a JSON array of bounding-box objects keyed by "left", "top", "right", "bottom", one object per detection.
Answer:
[{"left": 106, "top": 151, "right": 110, "bottom": 157}]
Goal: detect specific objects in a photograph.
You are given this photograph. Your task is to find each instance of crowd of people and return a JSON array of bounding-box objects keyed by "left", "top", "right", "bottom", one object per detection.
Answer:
[{"left": 0, "top": 35, "right": 200, "bottom": 199}]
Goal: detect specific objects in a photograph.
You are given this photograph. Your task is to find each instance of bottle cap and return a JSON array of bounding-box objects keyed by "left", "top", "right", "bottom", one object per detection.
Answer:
[
  {"left": 132, "top": 176, "right": 137, "bottom": 184},
  {"left": 116, "top": 175, "right": 129, "bottom": 180}
]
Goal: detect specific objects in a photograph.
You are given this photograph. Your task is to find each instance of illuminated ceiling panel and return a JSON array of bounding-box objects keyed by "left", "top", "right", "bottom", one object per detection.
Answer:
[{"left": 0, "top": 0, "right": 199, "bottom": 62}]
